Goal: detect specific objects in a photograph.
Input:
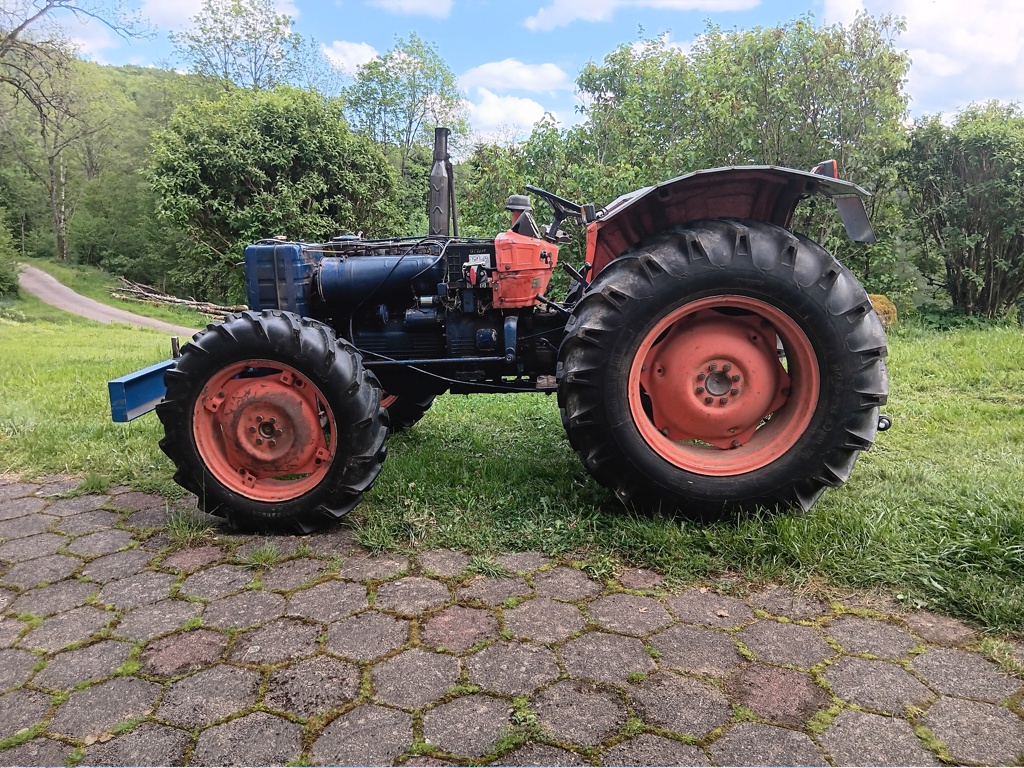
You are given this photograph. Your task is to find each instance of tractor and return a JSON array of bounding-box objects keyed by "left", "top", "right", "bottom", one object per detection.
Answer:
[{"left": 109, "top": 128, "right": 889, "bottom": 533}]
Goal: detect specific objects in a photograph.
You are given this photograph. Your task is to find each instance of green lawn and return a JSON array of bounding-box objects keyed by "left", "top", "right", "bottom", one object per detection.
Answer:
[{"left": 1, "top": 294, "right": 1022, "bottom": 634}]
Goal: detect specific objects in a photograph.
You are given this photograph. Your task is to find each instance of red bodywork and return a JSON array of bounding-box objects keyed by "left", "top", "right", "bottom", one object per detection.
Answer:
[
  {"left": 584, "top": 165, "right": 873, "bottom": 277},
  {"left": 492, "top": 230, "right": 559, "bottom": 308}
]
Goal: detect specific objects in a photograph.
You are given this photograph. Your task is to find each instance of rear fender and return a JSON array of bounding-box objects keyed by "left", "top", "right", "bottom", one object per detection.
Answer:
[{"left": 585, "top": 165, "right": 874, "bottom": 277}]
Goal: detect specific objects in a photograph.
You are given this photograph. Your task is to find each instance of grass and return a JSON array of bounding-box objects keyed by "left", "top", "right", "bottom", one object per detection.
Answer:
[{"left": 1, "top": 294, "right": 1023, "bottom": 634}]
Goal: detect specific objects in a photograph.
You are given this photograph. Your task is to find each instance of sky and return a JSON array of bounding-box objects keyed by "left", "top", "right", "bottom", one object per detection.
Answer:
[{"left": 57, "top": 0, "right": 1024, "bottom": 140}]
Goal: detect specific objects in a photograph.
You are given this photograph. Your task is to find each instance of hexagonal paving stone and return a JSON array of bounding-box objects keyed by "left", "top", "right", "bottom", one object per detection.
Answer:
[
  {"left": 0, "top": 533, "right": 68, "bottom": 562},
  {"left": 48, "top": 677, "right": 161, "bottom": 739},
  {"left": 375, "top": 576, "right": 451, "bottom": 615},
  {"left": 80, "top": 550, "right": 153, "bottom": 583},
  {"left": 52, "top": 509, "right": 118, "bottom": 536},
  {"left": 826, "top": 616, "right": 918, "bottom": 660},
  {"left": 141, "top": 629, "right": 228, "bottom": 677},
  {"left": 421, "top": 605, "right": 498, "bottom": 651},
  {"left": 820, "top": 709, "right": 940, "bottom": 766},
  {"left": 632, "top": 673, "right": 731, "bottom": 737},
  {"left": 45, "top": 495, "right": 108, "bottom": 516},
  {"left": 0, "top": 496, "right": 47, "bottom": 521},
  {"left": 904, "top": 610, "right": 976, "bottom": 646},
  {"left": 0, "top": 648, "right": 38, "bottom": 690},
  {"left": 667, "top": 588, "right": 755, "bottom": 628},
  {"left": 911, "top": 647, "right": 1022, "bottom": 701},
  {"left": 203, "top": 590, "right": 286, "bottom": 630},
  {"left": 617, "top": 567, "right": 665, "bottom": 591},
  {"left": 823, "top": 657, "right": 933, "bottom": 714},
  {"left": 559, "top": 631, "right": 655, "bottom": 685},
  {"left": 532, "top": 680, "right": 627, "bottom": 747},
  {"left": 422, "top": 694, "right": 511, "bottom": 757},
  {"left": 709, "top": 722, "right": 827, "bottom": 766},
  {"left": 157, "top": 664, "right": 262, "bottom": 727},
  {"left": 33, "top": 639, "right": 133, "bottom": 690},
  {"left": 587, "top": 593, "right": 673, "bottom": 636},
  {"left": 109, "top": 491, "right": 167, "bottom": 512},
  {"left": 287, "top": 580, "right": 366, "bottom": 623},
  {"left": 179, "top": 564, "right": 253, "bottom": 599},
  {"left": 418, "top": 549, "right": 471, "bottom": 577},
  {"left": 458, "top": 575, "right": 532, "bottom": 606},
  {"left": 99, "top": 571, "right": 176, "bottom": 610},
  {"left": 265, "top": 656, "right": 360, "bottom": 717},
  {"left": 339, "top": 554, "right": 408, "bottom": 581},
  {"left": 1, "top": 554, "right": 80, "bottom": 589},
  {"left": 125, "top": 508, "right": 172, "bottom": 529},
  {"left": 0, "top": 617, "right": 24, "bottom": 648},
  {"left": 65, "top": 529, "right": 135, "bottom": 557},
  {"left": 161, "top": 545, "right": 224, "bottom": 572},
  {"left": 8, "top": 579, "right": 96, "bottom": 616},
  {"left": 465, "top": 641, "right": 560, "bottom": 695},
  {"left": 494, "top": 552, "right": 550, "bottom": 573},
  {"left": 600, "top": 734, "right": 710, "bottom": 766},
  {"left": 926, "top": 696, "right": 1024, "bottom": 765},
  {"left": 327, "top": 610, "right": 409, "bottom": 660},
  {"left": 749, "top": 586, "right": 830, "bottom": 620},
  {"left": 310, "top": 704, "right": 413, "bottom": 765},
  {"left": 20, "top": 605, "right": 111, "bottom": 652},
  {"left": 650, "top": 624, "right": 743, "bottom": 676},
  {"left": 730, "top": 664, "right": 830, "bottom": 726},
  {"left": 192, "top": 711, "right": 303, "bottom": 766},
  {"left": 496, "top": 743, "right": 590, "bottom": 766},
  {"left": 0, "top": 688, "right": 50, "bottom": 741},
  {"left": 229, "top": 617, "right": 320, "bottom": 665},
  {"left": 0, "top": 513, "right": 55, "bottom": 541},
  {"left": 533, "top": 566, "right": 602, "bottom": 601},
  {"left": 0, "top": 736, "right": 73, "bottom": 767},
  {"left": 503, "top": 597, "right": 585, "bottom": 644},
  {"left": 81, "top": 723, "right": 191, "bottom": 767},
  {"left": 372, "top": 648, "right": 460, "bottom": 709},
  {"left": 261, "top": 558, "right": 325, "bottom": 592},
  {"left": 115, "top": 598, "right": 203, "bottom": 641},
  {"left": 737, "top": 620, "right": 835, "bottom": 668}
]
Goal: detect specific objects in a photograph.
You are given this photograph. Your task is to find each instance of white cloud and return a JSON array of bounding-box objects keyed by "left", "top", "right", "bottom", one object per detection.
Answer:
[
  {"left": 464, "top": 87, "right": 552, "bottom": 140},
  {"left": 59, "top": 19, "right": 120, "bottom": 62},
  {"left": 323, "top": 40, "right": 379, "bottom": 74},
  {"left": 525, "top": 0, "right": 758, "bottom": 32},
  {"left": 367, "top": 0, "right": 452, "bottom": 17},
  {"left": 825, "top": 0, "right": 1024, "bottom": 114},
  {"left": 460, "top": 59, "right": 572, "bottom": 93}
]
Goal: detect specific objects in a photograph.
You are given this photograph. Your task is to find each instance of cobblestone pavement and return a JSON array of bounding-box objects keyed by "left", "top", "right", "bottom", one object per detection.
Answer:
[{"left": 0, "top": 476, "right": 1022, "bottom": 767}]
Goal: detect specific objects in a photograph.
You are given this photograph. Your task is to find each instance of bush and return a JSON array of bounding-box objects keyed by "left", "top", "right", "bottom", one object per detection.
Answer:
[{"left": 0, "top": 207, "right": 20, "bottom": 299}]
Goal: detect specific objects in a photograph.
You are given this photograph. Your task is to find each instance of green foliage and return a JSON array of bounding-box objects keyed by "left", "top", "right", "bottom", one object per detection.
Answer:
[
  {"left": 900, "top": 102, "right": 1024, "bottom": 318},
  {"left": 171, "top": 0, "right": 303, "bottom": 90},
  {"left": 148, "top": 86, "right": 399, "bottom": 301},
  {"left": 0, "top": 206, "right": 19, "bottom": 298}
]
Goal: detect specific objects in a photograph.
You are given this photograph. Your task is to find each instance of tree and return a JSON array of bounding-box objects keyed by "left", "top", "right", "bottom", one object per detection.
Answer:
[
  {"left": 346, "top": 33, "right": 466, "bottom": 183},
  {"left": 901, "top": 103, "right": 1024, "bottom": 318},
  {"left": 148, "top": 86, "right": 399, "bottom": 301},
  {"left": 171, "top": 0, "right": 301, "bottom": 90},
  {"left": 0, "top": 205, "right": 20, "bottom": 298}
]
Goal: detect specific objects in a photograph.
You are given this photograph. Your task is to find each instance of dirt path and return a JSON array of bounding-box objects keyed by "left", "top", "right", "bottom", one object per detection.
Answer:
[{"left": 17, "top": 264, "right": 201, "bottom": 338}]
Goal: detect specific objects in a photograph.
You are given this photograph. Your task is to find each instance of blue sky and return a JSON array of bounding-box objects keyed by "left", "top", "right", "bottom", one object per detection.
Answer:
[{"left": 62, "top": 0, "right": 1024, "bottom": 139}]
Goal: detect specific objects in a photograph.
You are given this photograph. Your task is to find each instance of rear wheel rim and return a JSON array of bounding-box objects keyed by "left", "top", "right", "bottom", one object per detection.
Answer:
[
  {"left": 191, "top": 359, "right": 336, "bottom": 501},
  {"left": 627, "top": 295, "right": 819, "bottom": 476}
]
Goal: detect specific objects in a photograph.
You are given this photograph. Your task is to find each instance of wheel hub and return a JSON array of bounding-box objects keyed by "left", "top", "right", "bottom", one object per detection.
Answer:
[{"left": 639, "top": 310, "right": 789, "bottom": 449}]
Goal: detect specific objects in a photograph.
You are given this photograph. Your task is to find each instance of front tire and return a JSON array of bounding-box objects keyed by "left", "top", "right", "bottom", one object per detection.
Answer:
[
  {"left": 157, "top": 310, "right": 388, "bottom": 533},
  {"left": 557, "top": 219, "right": 888, "bottom": 521}
]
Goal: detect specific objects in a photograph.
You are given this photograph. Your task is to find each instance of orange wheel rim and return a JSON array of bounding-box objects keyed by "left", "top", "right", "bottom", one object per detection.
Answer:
[
  {"left": 191, "top": 359, "right": 336, "bottom": 502},
  {"left": 380, "top": 393, "right": 398, "bottom": 409},
  {"left": 627, "top": 296, "right": 819, "bottom": 476}
]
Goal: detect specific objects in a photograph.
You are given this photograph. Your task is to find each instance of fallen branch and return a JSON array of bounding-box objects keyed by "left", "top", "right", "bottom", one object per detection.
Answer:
[{"left": 112, "top": 278, "right": 247, "bottom": 321}]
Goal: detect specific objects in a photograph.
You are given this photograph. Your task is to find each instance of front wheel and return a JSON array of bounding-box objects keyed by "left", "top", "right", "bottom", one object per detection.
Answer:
[
  {"left": 157, "top": 310, "right": 388, "bottom": 533},
  {"left": 557, "top": 219, "right": 888, "bottom": 521}
]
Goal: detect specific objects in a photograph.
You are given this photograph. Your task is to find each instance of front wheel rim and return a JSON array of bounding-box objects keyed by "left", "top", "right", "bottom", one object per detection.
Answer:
[
  {"left": 627, "top": 295, "right": 820, "bottom": 476},
  {"left": 191, "top": 359, "right": 336, "bottom": 501}
]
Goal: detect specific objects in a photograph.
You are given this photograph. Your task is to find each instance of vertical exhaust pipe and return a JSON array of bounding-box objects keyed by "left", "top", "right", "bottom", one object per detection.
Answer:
[{"left": 429, "top": 127, "right": 458, "bottom": 236}]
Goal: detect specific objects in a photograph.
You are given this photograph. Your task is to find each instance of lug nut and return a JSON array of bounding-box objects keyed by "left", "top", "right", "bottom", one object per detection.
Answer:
[
  {"left": 731, "top": 440, "right": 741, "bottom": 448},
  {"left": 256, "top": 415, "right": 263, "bottom": 422},
  {"left": 708, "top": 363, "right": 717, "bottom": 371},
  {"left": 661, "top": 428, "right": 669, "bottom": 436},
  {"left": 696, "top": 387, "right": 705, "bottom": 395},
  {"left": 269, "top": 440, "right": 277, "bottom": 447},
  {"left": 275, "top": 429, "right": 283, "bottom": 436},
  {"left": 732, "top": 374, "right": 741, "bottom": 382},
  {"left": 731, "top": 388, "right": 739, "bottom": 396},
  {"left": 697, "top": 373, "right": 706, "bottom": 381},
  {"left": 269, "top": 417, "right": 276, "bottom": 424},
  {"left": 720, "top": 397, "right": 729, "bottom": 405},
  {"left": 722, "top": 364, "right": 732, "bottom": 372},
  {"left": 705, "top": 397, "right": 714, "bottom": 404},
  {"left": 256, "top": 438, "right": 264, "bottom": 445},
  {"left": 249, "top": 426, "right": 256, "bottom": 433}
]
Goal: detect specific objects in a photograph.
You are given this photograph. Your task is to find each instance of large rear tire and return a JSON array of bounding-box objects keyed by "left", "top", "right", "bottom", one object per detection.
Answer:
[
  {"left": 157, "top": 310, "right": 388, "bottom": 533},
  {"left": 557, "top": 219, "right": 888, "bottom": 521},
  {"left": 381, "top": 391, "right": 444, "bottom": 432}
]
